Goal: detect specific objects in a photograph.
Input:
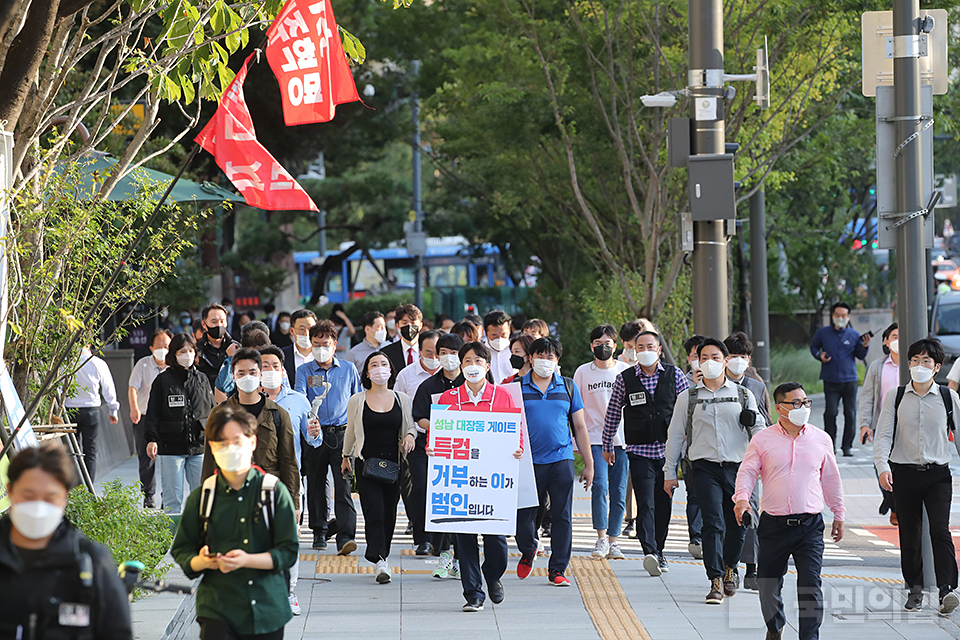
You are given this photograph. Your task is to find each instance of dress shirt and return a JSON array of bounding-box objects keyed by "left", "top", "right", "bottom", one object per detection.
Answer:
[
  {"left": 399, "top": 339, "right": 419, "bottom": 366},
  {"left": 490, "top": 346, "right": 514, "bottom": 387},
  {"left": 734, "top": 422, "right": 845, "bottom": 521},
  {"left": 466, "top": 381, "right": 488, "bottom": 405},
  {"left": 294, "top": 357, "right": 363, "bottom": 428},
  {"left": 602, "top": 362, "right": 690, "bottom": 459},
  {"left": 128, "top": 354, "right": 166, "bottom": 414},
  {"left": 293, "top": 345, "right": 314, "bottom": 373},
  {"left": 663, "top": 378, "right": 762, "bottom": 480},
  {"left": 345, "top": 339, "right": 381, "bottom": 372},
  {"left": 272, "top": 385, "right": 320, "bottom": 465},
  {"left": 66, "top": 351, "right": 120, "bottom": 416},
  {"left": 873, "top": 381, "right": 960, "bottom": 475},
  {"left": 394, "top": 358, "right": 437, "bottom": 400},
  {"left": 880, "top": 356, "right": 899, "bottom": 401}
]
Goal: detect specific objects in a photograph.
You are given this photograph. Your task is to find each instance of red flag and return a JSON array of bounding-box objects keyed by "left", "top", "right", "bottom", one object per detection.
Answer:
[
  {"left": 195, "top": 53, "right": 319, "bottom": 212},
  {"left": 265, "top": 0, "right": 360, "bottom": 126}
]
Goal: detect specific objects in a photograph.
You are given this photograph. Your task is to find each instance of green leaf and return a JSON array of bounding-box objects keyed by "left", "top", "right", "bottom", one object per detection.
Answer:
[
  {"left": 339, "top": 25, "right": 366, "bottom": 65},
  {"left": 210, "top": 0, "right": 226, "bottom": 33}
]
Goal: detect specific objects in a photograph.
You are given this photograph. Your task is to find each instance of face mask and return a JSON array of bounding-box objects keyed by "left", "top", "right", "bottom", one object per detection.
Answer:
[
  {"left": 422, "top": 356, "right": 440, "bottom": 371},
  {"left": 374, "top": 328, "right": 388, "bottom": 343},
  {"left": 206, "top": 325, "right": 224, "bottom": 340},
  {"left": 440, "top": 354, "right": 461, "bottom": 371},
  {"left": 832, "top": 316, "right": 848, "bottom": 329},
  {"left": 295, "top": 334, "right": 311, "bottom": 350},
  {"left": 213, "top": 441, "right": 253, "bottom": 473},
  {"left": 10, "top": 500, "right": 64, "bottom": 540},
  {"left": 622, "top": 348, "right": 637, "bottom": 363},
  {"left": 489, "top": 337, "right": 510, "bottom": 352},
  {"left": 510, "top": 354, "right": 526, "bottom": 370},
  {"left": 910, "top": 365, "right": 935, "bottom": 384},
  {"left": 889, "top": 339, "right": 899, "bottom": 354},
  {"left": 369, "top": 367, "right": 392, "bottom": 386},
  {"left": 533, "top": 358, "right": 557, "bottom": 378},
  {"left": 313, "top": 346, "right": 335, "bottom": 363},
  {"left": 152, "top": 348, "right": 168, "bottom": 363},
  {"left": 400, "top": 324, "right": 420, "bottom": 342},
  {"left": 235, "top": 374, "right": 262, "bottom": 394},
  {"left": 728, "top": 357, "right": 749, "bottom": 376},
  {"left": 261, "top": 370, "right": 283, "bottom": 389},
  {"left": 689, "top": 359, "right": 700, "bottom": 371},
  {"left": 700, "top": 359, "right": 725, "bottom": 380},
  {"left": 177, "top": 352, "right": 195, "bottom": 368},
  {"left": 593, "top": 344, "right": 614, "bottom": 361},
  {"left": 180, "top": 316, "right": 191, "bottom": 327},
  {"left": 279, "top": 321, "right": 291, "bottom": 332},
  {"left": 462, "top": 365, "right": 486, "bottom": 383},
  {"left": 786, "top": 406, "right": 811, "bottom": 427},
  {"left": 386, "top": 319, "right": 396, "bottom": 331},
  {"left": 637, "top": 350, "right": 659, "bottom": 367}
]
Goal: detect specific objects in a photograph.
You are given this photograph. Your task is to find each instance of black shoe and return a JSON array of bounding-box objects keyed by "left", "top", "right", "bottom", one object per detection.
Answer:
[
  {"left": 405, "top": 522, "right": 414, "bottom": 535},
  {"left": 326, "top": 518, "right": 338, "bottom": 536},
  {"left": 143, "top": 497, "right": 155, "bottom": 509},
  {"left": 764, "top": 629, "right": 783, "bottom": 640},
  {"left": 622, "top": 519, "right": 636, "bottom": 538},
  {"left": 842, "top": 449, "right": 853, "bottom": 457},
  {"left": 312, "top": 533, "right": 327, "bottom": 550},
  {"left": 488, "top": 580, "right": 504, "bottom": 604},
  {"left": 658, "top": 553, "right": 669, "bottom": 573},
  {"left": 905, "top": 592, "right": 923, "bottom": 612},
  {"left": 541, "top": 524, "right": 552, "bottom": 539},
  {"left": 743, "top": 574, "right": 759, "bottom": 591},
  {"left": 462, "top": 598, "right": 484, "bottom": 612},
  {"left": 416, "top": 541, "right": 433, "bottom": 556}
]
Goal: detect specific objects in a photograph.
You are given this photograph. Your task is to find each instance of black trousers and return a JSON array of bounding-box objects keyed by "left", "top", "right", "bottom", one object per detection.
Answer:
[
  {"left": 402, "top": 432, "right": 429, "bottom": 545},
  {"left": 757, "top": 513, "right": 824, "bottom": 640},
  {"left": 822, "top": 380, "right": 857, "bottom": 451},
  {"left": 692, "top": 460, "right": 746, "bottom": 579},
  {"left": 628, "top": 453, "right": 671, "bottom": 556},
  {"left": 891, "top": 463, "right": 959, "bottom": 593},
  {"left": 682, "top": 458, "right": 702, "bottom": 542},
  {"left": 302, "top": 429, "right": 356, "bottom": 546},
  {"left": 132, "top": 420, "right": 156, "bottom": 501},
  {"left": 516, "top": 460, "right": 575, "bottom": 573},
  {"left": 67, "top": 407, "right": 101, "bottom": 481},
  {"left": 456, "top": 533, "right": 507, "bottom": 603},
  {"left": 356, "top": 459, "right": 401, "bottom": 563},
  {"left": 198, "top": 618, "right": 283, "bottom": 640}
]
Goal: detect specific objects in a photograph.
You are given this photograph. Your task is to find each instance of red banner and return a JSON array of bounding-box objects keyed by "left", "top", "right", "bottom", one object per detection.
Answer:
[
  {"left": 195, "top": 53, "right": 319, "bottom": 212},
  {"left": 266, "top": 0, "right": 360, "bottom": 126}
]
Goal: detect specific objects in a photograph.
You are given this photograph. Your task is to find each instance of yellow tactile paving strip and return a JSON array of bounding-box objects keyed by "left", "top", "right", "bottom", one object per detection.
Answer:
[{"left": 569, "top": 556, "right": 653, "bottom": 640}]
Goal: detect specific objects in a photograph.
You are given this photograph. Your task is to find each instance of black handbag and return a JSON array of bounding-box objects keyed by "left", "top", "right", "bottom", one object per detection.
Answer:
[{"left": 362, "top": 457, "right": 399, "bottom": 483}]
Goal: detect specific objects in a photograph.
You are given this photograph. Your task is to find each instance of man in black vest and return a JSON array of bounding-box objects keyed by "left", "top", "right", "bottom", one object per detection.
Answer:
[{"left": 603, "top": 330, "right": 690, "bottom": 576}]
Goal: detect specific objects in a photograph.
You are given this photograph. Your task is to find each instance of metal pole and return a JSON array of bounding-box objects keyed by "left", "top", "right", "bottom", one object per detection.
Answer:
[
  {"left": 892, "top": 0, "right": 935, "bottom": 591},
  {"left": 689, "top": 0, "right": 728, "bottom": 340},
  {"left": 411, "top": 60, "right": 424, "bottom": 310},
  {"left": 318, "top": 210, "right": 327, "bottom": 257},
  {"left": 750, "top": 189, "right": 771, "bottom": 386}
]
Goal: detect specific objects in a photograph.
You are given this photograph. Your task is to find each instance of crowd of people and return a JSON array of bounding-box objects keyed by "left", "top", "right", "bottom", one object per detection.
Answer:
[{"left": 4, "top": 299, "right": 960, "bottom": 640}]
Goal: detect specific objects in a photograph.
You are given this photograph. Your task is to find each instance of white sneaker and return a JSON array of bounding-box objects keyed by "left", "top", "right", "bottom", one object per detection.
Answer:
[
  {"left": 289, "top": 593, "right": 301, "bottom": 615},
  {"left": 606, "top": 542, "right": 625, "bottom": 560},
  {"left": 941, "top": 591, "right": 960, "bottom": 615},
  {"left": 592, "top": 538, "right": 610, "bottom": 558},
  {"left": 688, "top": 541, "right": 703, "bottom": 560},
  {"left": 433, "top": 551, "right": 452, "bottom": 579},
  {"left": 643, "top": 553, "right": 662, "bottom": 577},
  {"left": 375, "top": 559, "right": 391, "bottom": 584},
  {"left": 536, "top": 539, "right": 547, "bottom": 557}
]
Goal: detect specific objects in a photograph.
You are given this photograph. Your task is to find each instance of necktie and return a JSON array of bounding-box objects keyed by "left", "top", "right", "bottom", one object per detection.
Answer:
[{"left": 407, "top": 348, "right": 414, "bottom": 365}]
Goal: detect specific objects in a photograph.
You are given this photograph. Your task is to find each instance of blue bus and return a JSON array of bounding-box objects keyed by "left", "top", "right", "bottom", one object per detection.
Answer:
[{"left": 294, "top": 236, "right": 516, "bottom": 303}]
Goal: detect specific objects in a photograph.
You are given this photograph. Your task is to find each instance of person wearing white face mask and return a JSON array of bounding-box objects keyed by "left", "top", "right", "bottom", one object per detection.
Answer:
[
  {"left": 663, "top": 338, "right": 762, "bottom": 605},
  {"left": 342, "top": 353, "right": 417, "bottom": 584},
  {"left": 734, "top": 382, "right": 845, "bottom": 640},
  {"left": 858, "top": 322, "right": 900, "bottom": 525},
  {"left": 679, "top": 334, "right": 708, "bottom": 558},
  {"left": 483, "top": 310, "right": 515, "bottom": 386},
  {"left": 602, "top": 330, "right": 689, "bottom": 576},
  {"left": 202, "top": 348, "right": 301, "bottom": 529},
  {"left": 281, "top": 309, "right": 317, "bottom": 384},
  {"left": 0, "top": 443, "right": 133, "bottom": 639},
  {"left": 346, "top": 311, "right": 388, "bottom": 373},
  {"left": 271, "top": 311, "right": 293, "bottom": 349},
  {"left": 172, "top": 406, "right": 299, "bottom": 639},
  {"left": 144, "top": 332, "right": 214, "bottom": 518},
  {"left": 617, "top": 321, "right": 642, "bottom": 367},
  {"left": 296, "top": 321, "right": 364, "bottom": 553},
  {"left": 874, "top": 337, "right": 960, "bottom": 615},
  {"left": 722, "top": 332, "right": 770, "bottom": 590},
  {"left": 809, "top": 301, "right": 871, "bottom": 457},
  {"left": 128, "top": 328, "right": 173, "bottom": 508}
]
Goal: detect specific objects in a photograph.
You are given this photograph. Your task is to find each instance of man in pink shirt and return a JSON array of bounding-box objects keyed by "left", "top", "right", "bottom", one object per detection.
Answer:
[{"left": 734, "top": 382, "right": 844, "bottom": 640}]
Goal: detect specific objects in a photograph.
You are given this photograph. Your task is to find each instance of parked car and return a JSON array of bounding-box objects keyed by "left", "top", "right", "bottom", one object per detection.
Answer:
[
  {"left": 932, "top": 292, "right": 960, "bottom": 382},
  {"left": 932, "top": 259, "right": 958, "bottom": 283}
]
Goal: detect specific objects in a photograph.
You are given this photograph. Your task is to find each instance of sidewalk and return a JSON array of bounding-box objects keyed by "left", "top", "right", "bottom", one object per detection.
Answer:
[{"left": 96, "top": 439, "right": 960, "bottom": 640}]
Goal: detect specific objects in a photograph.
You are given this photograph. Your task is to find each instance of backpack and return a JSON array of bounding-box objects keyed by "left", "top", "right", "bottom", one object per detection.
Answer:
[
  {"left": 561, "top": 376, "right": 576, "bottom": 433},
  {"left": 892, "top": 384, "right": 955, "bottom": 442},
  {"left": 684, "top": 384, "right": 754, "bottom": 456},
  {"left": 198, "top": 471, "right": 280, "bottom": 549}
]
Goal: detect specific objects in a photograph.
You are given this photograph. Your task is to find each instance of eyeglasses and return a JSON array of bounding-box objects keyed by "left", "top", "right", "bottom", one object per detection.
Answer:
[{"left": 778, "top": 400, "right": 813, "bottom": 409}]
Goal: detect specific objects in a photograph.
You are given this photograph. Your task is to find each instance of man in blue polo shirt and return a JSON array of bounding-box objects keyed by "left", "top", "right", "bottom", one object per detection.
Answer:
[
  {"left": 295, "top": 320, "right": 363, "bottom": 553},
  {"left": 515, "top": 337, "right": 594, "bottom": 586},
  {"left": 809, "top": 301, "right": 871, "bottom": 456}
]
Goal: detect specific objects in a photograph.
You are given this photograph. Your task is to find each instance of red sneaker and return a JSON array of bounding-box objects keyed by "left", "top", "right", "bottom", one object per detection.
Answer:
[
  {"left": 549, "top": 570, "right": 570, "bottom": 586},
  {"left": 517, "top": 552, "right": 535, "bottom": 579}
]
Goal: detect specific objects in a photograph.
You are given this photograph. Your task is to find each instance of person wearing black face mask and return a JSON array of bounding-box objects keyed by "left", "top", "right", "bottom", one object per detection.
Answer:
[
  {"left": 380, "top": 304, "right": 423, "bottom": 384},
  {"left": 196, "top": 303, "right": 235, "bottom": 390},
  {"left": 502, "top": 334, "right": 534, "bottom": 384}
]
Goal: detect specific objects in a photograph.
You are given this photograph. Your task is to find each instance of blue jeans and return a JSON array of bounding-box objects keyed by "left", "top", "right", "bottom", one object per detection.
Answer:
[
  {"left": 590, "top": 445, "right": 628, "bottom": 536},
  {"left": 159, "top": 454, "right": 203, "bottom": 516}
]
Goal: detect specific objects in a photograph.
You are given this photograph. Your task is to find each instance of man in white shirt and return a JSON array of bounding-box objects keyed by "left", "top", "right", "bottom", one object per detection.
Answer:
[
  {"left": 574, "top": 324, "right": 629, "bottom": 561},
  {"left": 483, "top": 310, "right": 514, "bottom": 383},
  {"left": 281, "top": 309, "right": 317, "bottom": 384},
  {"left": 66, "top": 345, "right": 121, "bottom": 481},
  {"left": 128, "top": 329, "right": 172, "bottom": 508}
]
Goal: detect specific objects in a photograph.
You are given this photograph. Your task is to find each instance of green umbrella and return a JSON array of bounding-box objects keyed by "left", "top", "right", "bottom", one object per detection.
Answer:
[{"left": 65, "top": 153, "right": 243, "bottom": 204}]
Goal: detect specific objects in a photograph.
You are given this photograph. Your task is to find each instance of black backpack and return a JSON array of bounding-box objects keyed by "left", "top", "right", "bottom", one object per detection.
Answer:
[{"left": 892, "top": 384, "right": 955, "bottom": 441}]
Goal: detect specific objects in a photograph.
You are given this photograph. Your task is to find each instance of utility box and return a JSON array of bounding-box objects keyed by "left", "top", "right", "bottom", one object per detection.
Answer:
[
  {"left": 668, "top": 118, "right": 690, "bottom": 168},
  {"left": 688, "top": 154, "right": 736, "bottom": 221}
]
